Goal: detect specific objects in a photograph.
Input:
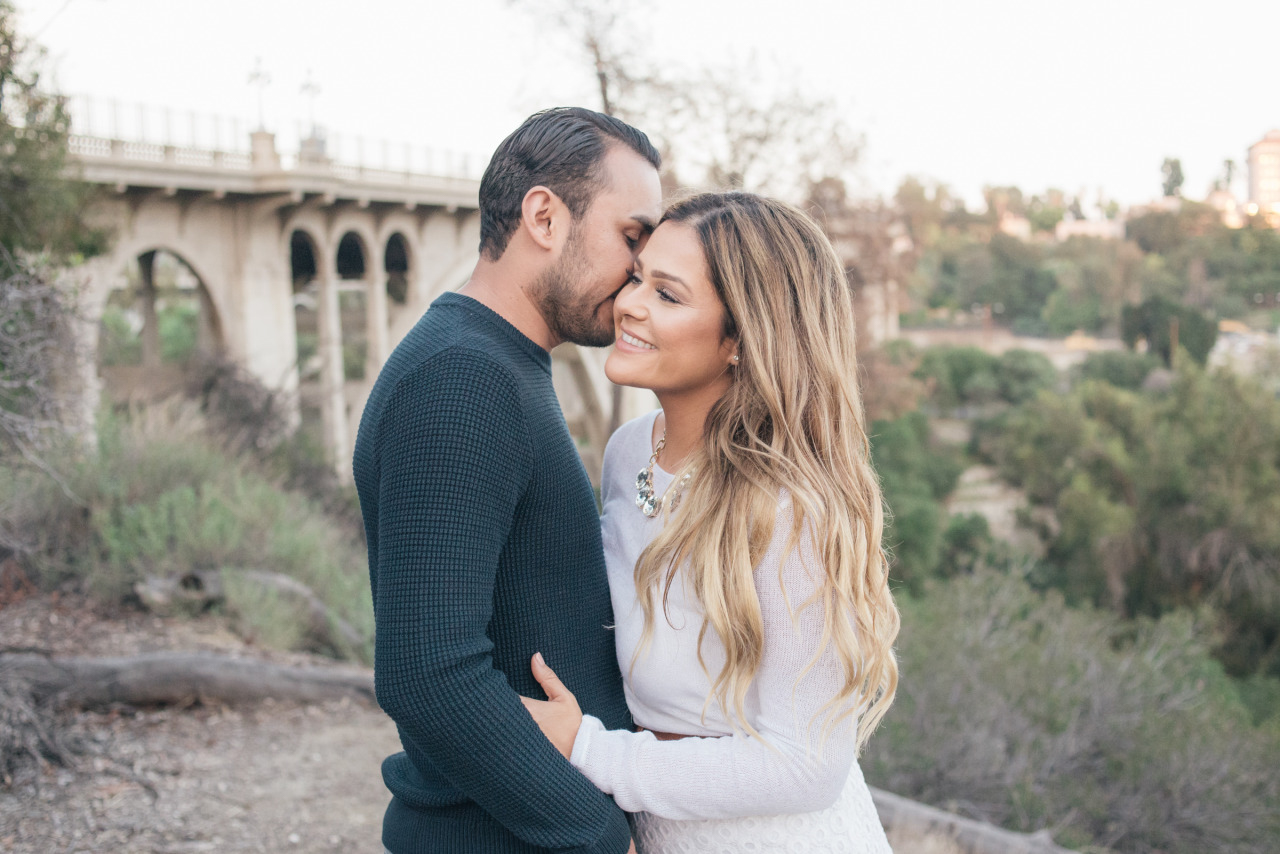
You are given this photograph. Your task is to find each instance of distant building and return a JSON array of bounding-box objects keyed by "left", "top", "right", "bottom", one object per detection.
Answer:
[
  {"left": 1247, "top": 129, "right": 1280, "bottom": 226},
  {"left": 997, "top": 213, "right": 1031, "bottom": 240},
  {"left": 1205, "top": 189, "right": 1246, "bottom": 229},
  {"left": 1055, "top": 218, "right": 1126, "bottom": 241}
]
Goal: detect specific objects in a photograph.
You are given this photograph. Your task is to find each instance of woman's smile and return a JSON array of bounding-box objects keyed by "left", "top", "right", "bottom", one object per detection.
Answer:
[{"left": 617, "top": 329, "right": 657, "bottom": 351}]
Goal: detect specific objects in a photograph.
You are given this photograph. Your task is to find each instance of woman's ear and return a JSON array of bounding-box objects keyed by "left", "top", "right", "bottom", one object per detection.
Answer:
[{"left": 726, "top": 340, "right": 741, "bottom": 367}]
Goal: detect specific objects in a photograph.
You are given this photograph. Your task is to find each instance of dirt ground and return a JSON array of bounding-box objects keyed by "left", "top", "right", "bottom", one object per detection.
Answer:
[
  {"left": 0, "top": 593, "right": 401, "bottom": 853},
  {"left": 0, "top": 594, "right": 1043, "bottom": 854}
]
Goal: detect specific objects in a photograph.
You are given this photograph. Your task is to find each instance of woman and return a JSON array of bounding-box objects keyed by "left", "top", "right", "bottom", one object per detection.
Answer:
[{"left": 522, "top": 192, "right": 899, "bottom": 853}]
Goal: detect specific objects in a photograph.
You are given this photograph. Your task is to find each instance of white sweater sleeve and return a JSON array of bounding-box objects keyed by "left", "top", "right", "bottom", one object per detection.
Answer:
[{"left": 569, "top": 518, "right": 858, "bottom": 820}]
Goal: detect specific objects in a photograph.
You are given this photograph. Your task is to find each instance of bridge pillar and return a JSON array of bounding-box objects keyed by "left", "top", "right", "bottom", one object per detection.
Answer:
[
  {"left": 315, "top": 247, "right": 351, "bottom": 483},
  {"left": 367, "top": 248, "right": 390, "bottom": 377},
  {"left": 137, "top": 251, "right": 161, "bottom": 368}
]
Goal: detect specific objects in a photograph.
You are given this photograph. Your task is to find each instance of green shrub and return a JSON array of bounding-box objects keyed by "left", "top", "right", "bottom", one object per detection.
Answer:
[
  {"left": 1, "top": 413, "right": 372, "bottom": 663},
  {"left": 864, "top": 572, "right": 1280, "bottom": 853},
  {"left": 1121, "top": 295, "right": 1217, "bottom": 366},
  {"left": 98, "top": 305, "right": 141, "bottom": 366},
  {"left": 158, "top": 302, "right": 198, "bottom": 363},
  {"left": 915, "top": 346, "right": 1057, "bottom": 410},
  {"left": 994, "top": 349, "right": 1057, "bottom": 405},
  {"left": 871, "top": 411, "right": 966, "bottom": 591},
  {"left": 984, "top": 364, "right": 1280, "bottom": 677},
  {"left": 1075, "top": 350, "right": 1161, "bottom": 390},
  {"left": 938, "top": 512, "right": 993, "bottom": 577}
]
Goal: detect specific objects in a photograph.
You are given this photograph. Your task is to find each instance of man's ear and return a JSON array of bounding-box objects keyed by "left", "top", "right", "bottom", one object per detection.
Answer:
[{"left": 520, "top": 186, "right": 568, "bottom": 252}]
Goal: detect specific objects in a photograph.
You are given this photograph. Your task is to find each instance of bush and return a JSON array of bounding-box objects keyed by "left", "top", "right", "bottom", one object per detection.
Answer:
[
  {"left": 0, "top": 412, "right": 372, "bottom": 663},
  {"left": 1121, "top": 295, "right": 1217, "bottom": 366},
  {"left": 915, "top": 346, "right": 1057, "bottom": 410},
  {"left": 871, "top": 411, "right": 966, "bottom": 591},
  {"left": 994, "top": 349, "right": 1057, "bottom": 405},
  {"left": 984, "top": 365, "right": 1280, "bottom": 678},
  {"left": 938, "top": 512, "right": 993, "bottom": 577},
  {"left": 864, "top": 572, "right": 1280, "bottom": 853},
  {"left": 1075, "top": 350, "right": 1161, "bottom": 390}
]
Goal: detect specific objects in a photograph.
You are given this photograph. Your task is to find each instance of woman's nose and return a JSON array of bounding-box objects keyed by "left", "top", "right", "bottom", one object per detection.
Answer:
[{"left": 614, "top": 279, "right": 646, "bottom": 320}]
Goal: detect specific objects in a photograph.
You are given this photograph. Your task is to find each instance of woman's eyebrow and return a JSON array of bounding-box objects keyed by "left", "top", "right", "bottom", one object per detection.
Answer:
[{"left": 651, "top": 269, "right": 687, "bottom": 287}]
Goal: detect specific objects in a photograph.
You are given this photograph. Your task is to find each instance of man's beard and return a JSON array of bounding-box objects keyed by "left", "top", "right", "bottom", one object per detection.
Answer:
[{"left": 531, "top": 226, "right": 616, "bottom": 348}]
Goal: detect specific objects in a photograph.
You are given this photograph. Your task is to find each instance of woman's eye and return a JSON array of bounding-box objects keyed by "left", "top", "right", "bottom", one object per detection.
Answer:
[
  {"left": 657, "top": 288, "right": 679, "bottom": 304},
  {"left": 626, "top": 272, "right": 642, "bottom": 287}
]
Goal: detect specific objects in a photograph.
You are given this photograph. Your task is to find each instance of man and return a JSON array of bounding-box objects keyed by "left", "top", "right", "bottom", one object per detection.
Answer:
[{"left": 353, "top": 108, "right": 663, "bottom": 854}]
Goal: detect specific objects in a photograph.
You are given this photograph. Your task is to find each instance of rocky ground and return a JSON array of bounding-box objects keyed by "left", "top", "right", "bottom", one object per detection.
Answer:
[{"left": 0, "top": 593, "right": 399, "bottom": 853}]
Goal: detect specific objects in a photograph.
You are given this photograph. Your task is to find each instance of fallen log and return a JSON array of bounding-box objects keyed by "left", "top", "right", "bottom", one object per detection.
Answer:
[
  {"left": 0, "top": 652, "right": 375, "bottom": 709},
  {"left": 134, "top": 568, "right": 366, "bottom": 658},
  {"left": 872, "top": 787, "right": 1076, "bottom": 854}
]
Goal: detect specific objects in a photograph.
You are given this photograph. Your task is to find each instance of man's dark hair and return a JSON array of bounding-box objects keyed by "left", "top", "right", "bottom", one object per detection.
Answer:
[{"left": 477, "top": 107, "right": 661, "bottom": 261}]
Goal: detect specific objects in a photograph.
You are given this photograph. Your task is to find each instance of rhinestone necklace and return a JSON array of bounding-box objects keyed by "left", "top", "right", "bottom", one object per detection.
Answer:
[{"left": 635, "top": 430, "right": 692, "bottom": 517}]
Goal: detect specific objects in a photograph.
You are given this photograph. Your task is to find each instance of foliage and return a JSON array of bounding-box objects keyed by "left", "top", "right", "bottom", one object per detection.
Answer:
[
  {"left": 1120, "top": 295, "right": 1217, "bottom": 365},
  {"left": 0, "top": 254, "right": 83, "bottom": 464},
  {"left": 870, "top": 411, "right": 965, "bottom": 591},
  {"left": 857, "top": 340, "right": 925, "bottom": 423},
  {"left": 903, "top": 175, "right": 1280, "bottom": 337},
  {"left": 159, "top": 303, "right": 198, "bottom": 363},
  {"left": 937, "top": 512, "right": 994, "bottom": 577},
  {"left": 1074, "top": 349, "right": 1161, "bottom": 390},
  {"left": 864, "top": 572, "right": 1280, "bottom": 854},
  {"left": 1161, "top": 156, "right": 1185, "bottom": 198},
  {"left": 0, "top": 1, "right": 105, "bottom": 260},
  {"left": 97, "top": 305, "right": 140, "bottom": 366},
  {"left": 984, "top": 364, "right": 1280, "bottom": 678},
  {"left": 0, "top": 412, "right": 372, "bottom": 662},
  {"left": 98, "top": 302, "right": 199, "bottom": 367},
  {"left": 914, "top": 346, "right": 1057, "bottom": 411}
]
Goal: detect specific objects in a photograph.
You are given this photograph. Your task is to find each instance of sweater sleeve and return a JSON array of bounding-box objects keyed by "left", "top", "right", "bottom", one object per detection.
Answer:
[
  {"left": 372, "top": 349, "right": 630, "bottom": 854},
  {"left": 568, "top": 505, "right": 858, "bottom": 820}
]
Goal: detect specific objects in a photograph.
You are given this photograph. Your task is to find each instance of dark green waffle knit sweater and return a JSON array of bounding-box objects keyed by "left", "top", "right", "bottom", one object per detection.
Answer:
[{"left": 353, "top": 292, "right": 633, "bottom": 854}]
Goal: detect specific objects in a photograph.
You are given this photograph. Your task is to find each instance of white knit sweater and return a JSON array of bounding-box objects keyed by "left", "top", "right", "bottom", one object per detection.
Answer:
[{"left": 570, "top": 410, "right": 860, "bottom": 821}]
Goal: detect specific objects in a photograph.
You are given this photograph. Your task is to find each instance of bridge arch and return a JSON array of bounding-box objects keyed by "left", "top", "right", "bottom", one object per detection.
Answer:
[
  {"left": 383, "top": 231, "right": 412, "bottom": 306},
  {"left": 289, "top": 228, "right": 323, "bottom": 385},
  {"left": 94, "top": 245, "right": 226, "bottom": 403}
]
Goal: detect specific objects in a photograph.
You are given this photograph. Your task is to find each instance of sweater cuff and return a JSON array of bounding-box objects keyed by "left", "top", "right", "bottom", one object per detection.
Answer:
[
  {"left": 578, "top": 801, "right": 632, "bottom": 854},
  {"left": 570, "top": 713, "right": 605, "bottom": 771}
]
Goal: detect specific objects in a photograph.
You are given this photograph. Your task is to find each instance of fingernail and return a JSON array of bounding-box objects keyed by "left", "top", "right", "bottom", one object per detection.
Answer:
[{"left": 534, "top": 652, "right": 544, "bottom": 667}]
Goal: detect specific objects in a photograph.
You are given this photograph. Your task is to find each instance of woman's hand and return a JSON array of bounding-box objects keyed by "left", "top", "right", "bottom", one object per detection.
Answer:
[{"left": 519, "top": 652, "right": 583, "bottom": 760}]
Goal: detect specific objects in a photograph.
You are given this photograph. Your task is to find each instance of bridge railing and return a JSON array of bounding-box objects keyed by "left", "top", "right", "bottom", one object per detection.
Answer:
[{"left": 65, "top": 95, "right": 484, "bottom": 181}]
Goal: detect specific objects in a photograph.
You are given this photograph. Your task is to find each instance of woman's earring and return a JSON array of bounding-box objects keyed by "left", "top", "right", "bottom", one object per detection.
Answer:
[{"left": 731, "top": 354, "right": 740, "bottom": 364}]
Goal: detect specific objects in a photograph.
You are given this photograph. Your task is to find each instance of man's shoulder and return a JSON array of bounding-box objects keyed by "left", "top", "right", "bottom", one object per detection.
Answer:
[{"left": 377, "top": 344, "right": 525, "bottom": 422}]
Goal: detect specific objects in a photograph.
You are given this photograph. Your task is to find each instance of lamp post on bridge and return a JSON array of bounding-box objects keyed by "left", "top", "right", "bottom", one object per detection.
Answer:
[{"left": 247, "top": 58, "right": 279, "bottom": 171}]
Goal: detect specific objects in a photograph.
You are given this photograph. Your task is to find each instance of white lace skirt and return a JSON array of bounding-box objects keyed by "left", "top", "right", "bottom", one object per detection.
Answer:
[{"left": 630, "top": 763, "right": 892, "bottom": 854}]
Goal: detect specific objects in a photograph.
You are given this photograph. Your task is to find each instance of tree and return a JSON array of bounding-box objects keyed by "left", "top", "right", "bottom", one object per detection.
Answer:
[
  {"left": 987, "top": 366, "right": 1280, "bottom": 679},
  {"left": 0, "top": 2, "right": 104, "bottom": 467},
  {"left": 505, "top": 0, "right": 861, "bottom": 200},
  {"left": 1161, "top": 157, "right": 1185, "bottom": 198},
  {"left": 1218, "top": 158, "right": 1236, "bottom": 193},
  {"left": 1027, "top": 188, "right": 1066, "bottom": 233},
  {"left": 1120, "top": 295, "right": 1217, "bottom": 366},
  {"left": 0, "top": 1, "right": 102, "bottom": 260}
]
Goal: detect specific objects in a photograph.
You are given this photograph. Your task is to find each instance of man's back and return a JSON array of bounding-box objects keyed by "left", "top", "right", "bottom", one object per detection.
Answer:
[{"left": 354, "top": 292, "right": 632, "bottom": 854}]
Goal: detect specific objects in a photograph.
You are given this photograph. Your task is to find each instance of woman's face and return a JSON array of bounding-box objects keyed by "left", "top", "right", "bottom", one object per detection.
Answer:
[{"left": 604, "top": 221, "right": 738, "bottom": 398}]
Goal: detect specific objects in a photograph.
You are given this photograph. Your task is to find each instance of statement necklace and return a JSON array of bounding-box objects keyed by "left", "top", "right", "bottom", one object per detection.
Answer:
[{"left": 635, "top": 430, "right": 693, "bottom": 517}]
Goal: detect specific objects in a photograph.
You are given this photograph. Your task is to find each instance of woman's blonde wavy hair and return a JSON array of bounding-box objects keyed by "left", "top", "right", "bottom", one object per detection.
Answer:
[{"left": 634, "top": 192, "right": 899, "bottom": 751}]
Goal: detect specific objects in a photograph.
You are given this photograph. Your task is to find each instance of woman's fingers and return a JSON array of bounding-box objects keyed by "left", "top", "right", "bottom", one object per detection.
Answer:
[{"left": 531, "top": 652, "right": 573, "bottom": 704}]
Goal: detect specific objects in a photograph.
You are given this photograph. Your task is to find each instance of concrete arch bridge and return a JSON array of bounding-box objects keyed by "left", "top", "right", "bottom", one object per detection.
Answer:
[{"left": 70, "top": 123, "right": 629, "bottom": 482}]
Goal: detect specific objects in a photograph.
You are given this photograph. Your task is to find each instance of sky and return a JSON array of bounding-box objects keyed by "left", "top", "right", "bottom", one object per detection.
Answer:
[{"left": 14, "top": 0, "right": 1280, "bottom": 209}]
